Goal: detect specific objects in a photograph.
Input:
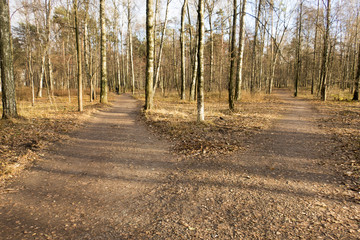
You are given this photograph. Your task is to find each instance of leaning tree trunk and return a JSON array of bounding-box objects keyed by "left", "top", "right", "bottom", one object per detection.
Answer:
[
  {"left": 180, "top": 0, "right": 188, "bottom": 100},
  {"left": 100, "top": 0, "right": 108, "bottom": 103},
  {"left": 320, "top": 0, "right": 331, "bottom": 101},
  {"left": 153, "top": 0, "right": 171, "bottom": 97},
  {"left": 228, "top": 0, "right": 237, "bottom": 111},
  {"left": 197, "top": 0, "right": 205, "bottom": 122},
  {"left": 145, "top": 0, "right": 155, "bottom": 110},
  {"left": 235, "top": 0, "right": 247, "bottom": 100},
  {"left": 0, "top": 0, "right": 18, "bottom": 118}
]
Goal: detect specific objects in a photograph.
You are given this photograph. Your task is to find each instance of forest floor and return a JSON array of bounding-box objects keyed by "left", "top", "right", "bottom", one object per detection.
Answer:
[{"left": 0, "top": 89, "right": 359, "bottom": 239}]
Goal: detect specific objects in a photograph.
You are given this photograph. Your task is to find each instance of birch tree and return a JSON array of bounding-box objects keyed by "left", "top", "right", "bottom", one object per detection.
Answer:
[
  {"left": 197, "top": 0, "right": 205, "bottom": 121},
  {"left": 100, "top": 0, "right": 108, "bottom": 103},
  {"left": 180, "top": 0, "right": 188, "bottom": 100},
  {"left": 145, "top": 0, "right": 155, "bottom": 110}
]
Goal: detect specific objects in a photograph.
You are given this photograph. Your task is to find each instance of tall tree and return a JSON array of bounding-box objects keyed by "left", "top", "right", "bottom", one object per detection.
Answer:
[
  {"left": 145, "top": 0, "right": 155, "bottom": 110},
  {"left": 294, "top": 0, "right": 303, "bottom": 97},
  {"left": 100, "top": 0, "right": 108, "bottom": 103},
  {"left": 353, "top": 43, "right": 360, "bottom": 100},
  {"left": 127, "top": 0, "right": 135, "bottom": 95},
  {"left": 74, "top": 0, "right": 82, "bottom": 111},
  {"left": 251, "top": 0, "right": 262, "bottom": 93},
  {"left": 180, "top": 0, "right": 188, "bottom": 100},
  {"left": 228, "top": 0, "right": 237, "bottom": 110},
  {"left": 235, "top": 0, "right": 246, "bottom": 100},
  {"left": 0, "top": 0, "right": 18, "bottom": 118},
  {"left": 320, "top": 0, "right": 331, "bottom": 101},
  {"left": 197, "top": 0, "right": 205, "bottom": 121}
]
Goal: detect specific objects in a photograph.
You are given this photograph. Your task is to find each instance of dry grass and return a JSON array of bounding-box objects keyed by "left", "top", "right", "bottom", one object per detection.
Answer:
[
  {"left": 137, "top": 91, "right": 283, "bottom": 157},
  {"left": 0, "top": 88, "right": 115, "bottom": 182}
]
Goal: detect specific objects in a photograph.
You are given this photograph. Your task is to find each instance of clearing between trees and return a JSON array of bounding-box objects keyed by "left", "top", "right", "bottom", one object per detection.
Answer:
[{"left": 0, "top": 90, "right": 359, "bottom": 239}]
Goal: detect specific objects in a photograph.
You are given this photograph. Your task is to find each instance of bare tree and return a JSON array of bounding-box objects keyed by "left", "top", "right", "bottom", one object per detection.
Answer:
[
  {"left": 353, "top": 43, "right": 360, "bottom": 100},
  {"left": 294, "top": 0, "right": 303, "bottom": 97},
  {"left": 145, "top": 0, "right": 155, "bottom": 110},
  {"left": 235, "top": 0, "right": 246, "bottom": 100},
  {"left": 320, "top": 0, "right": 331, "bottom": 101},
  {"left": 228, "top": 0, "right": 237, "bottom": 110},
  {"left": 74, "top": 0, "right": 83, "bottom": 111},
  {"left": 180, "top": 0, "right": 188, "bottom": 100},
  {"left": 100, "top": 0, "right": 108, "bottom": 103},
  {"left": 197, "top": 0, "right": 205, "bottom": 121},
  {"left": 0, "top": 0, "right": 18, "bottom": 118}
]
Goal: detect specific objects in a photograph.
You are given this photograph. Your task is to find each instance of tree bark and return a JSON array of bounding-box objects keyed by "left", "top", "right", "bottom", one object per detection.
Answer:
[
  {"left": 353, "top": 43, "right": 360, "bottom": 100},
  {"left": 294, "top": 1, "right": 303, "bottom": 97},
  {"left": 235, "top": 0, "right": 246, "bottom": 100},
  {"left": 0, "top": 0, "right": 17, "bottom": 118},
  {"left": 197, "top": 0, "right": 205, "bottom": 122},
  {"left": 145, "top": 0, "right": 155, "bottom": 110},
  {"left": 74, "top": 0, "right": 83, "bottom": 111},
  {"left": 228, "top": 0, "right": 237, "bottom": 111},
  {"left": 251, "top": 0, "right": 262, "bottom": 93},
  {"left": 320, "top": 0, "right": 331, "bottom": 101},
  {"left": 100, "top": 0, "right": 108, "bottom": 103},
  {"left": 180, "top": 0, "right": 188, "bottom": 100}
]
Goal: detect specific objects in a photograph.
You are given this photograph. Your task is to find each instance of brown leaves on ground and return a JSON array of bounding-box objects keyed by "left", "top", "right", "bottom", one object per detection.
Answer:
[
  {"left": 315, "top": 99, "right": 360, "bottom": 194},
  {"left": 141, "top": 92, "right": 283, "bottom": 158},
  {"left": 0, "top": 91, "right": 114, "bottom": 182}
]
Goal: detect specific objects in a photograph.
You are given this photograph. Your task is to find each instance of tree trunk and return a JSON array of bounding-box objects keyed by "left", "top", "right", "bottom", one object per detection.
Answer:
[
  {"left": 127, "top": 0, "right": 135, "bottom": 95},
  {"left": 251, "top": 0, "right": 262, "bottom": 93},
  {"left": 145, "top": 0, "right": 155, "bottom": 110},
  {"left": 74, "top": 0, "right": 83, "bottom": 111},
  {"left": 83, "top": 0, "right": 94, "bottom": 101},
  {"left": 311, "top": 0, "right": 320, "bottom": 95},
  {"left": 228, "top": 0, "right": 237, "bottom": 111},
  {"left": 353, "top": 43, "right": 360, "bottom": 100},
  {"left": 197, "top": 0, "right": 205, "bottom": 122},
  {"left": 294, "top": 1, "right": 303, "bottom": 97},
  {"left": 0, "top": 0, "right": 18, "bottom": 118},
  {"left": 320, "top": 0, "right": 331, "bottom": 101},
  {"left": 100, "top": 0, "right": 108, "bottom": 103},
  {"left": 180, "top": 0, "right": 188, "bottom": 100},
  {"left": 153, "top": 0, "right": 171, "bottom": 96},
  {"left": 235, "top": 0, "right": 246, "bottom": 100}
]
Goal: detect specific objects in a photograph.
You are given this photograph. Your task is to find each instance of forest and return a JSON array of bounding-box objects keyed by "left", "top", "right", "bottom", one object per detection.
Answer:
[{"left": 0, "top": 0, "right": 360, "bottom": 238}]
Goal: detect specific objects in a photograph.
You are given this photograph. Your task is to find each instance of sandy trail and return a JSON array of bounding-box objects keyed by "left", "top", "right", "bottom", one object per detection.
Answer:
[{"left": 0, "top": 91, "right": 359, "bottom": 239}]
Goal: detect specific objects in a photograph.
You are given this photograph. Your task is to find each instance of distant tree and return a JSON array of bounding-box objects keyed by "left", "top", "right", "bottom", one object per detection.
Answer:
[
  {"left": 145, "top": 0, "right": 155, "bottom": 110},
  {"left": 0, "top": 0, "right": 18, "bottom": 119},
  {"left": 100, "top": 0, "right": 108, "bottom": 103}
]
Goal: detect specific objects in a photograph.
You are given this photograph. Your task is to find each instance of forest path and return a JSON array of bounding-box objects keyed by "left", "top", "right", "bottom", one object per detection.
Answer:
[
  {"left": 0, "top": 94, "right": 177, "bottom": 239},
  {"left": 0, "top": 91, "right": 359, "bottom": 239}
]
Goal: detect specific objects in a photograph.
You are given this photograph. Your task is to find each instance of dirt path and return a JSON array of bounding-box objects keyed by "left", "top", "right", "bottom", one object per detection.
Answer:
[{"left": 1, "top": 91, "right": 359, "bottom": 239}]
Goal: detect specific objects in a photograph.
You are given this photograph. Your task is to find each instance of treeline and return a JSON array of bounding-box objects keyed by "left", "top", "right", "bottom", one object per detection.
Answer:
[{"left": 1, "top": 0, "right": 360, "bottom": 119}]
